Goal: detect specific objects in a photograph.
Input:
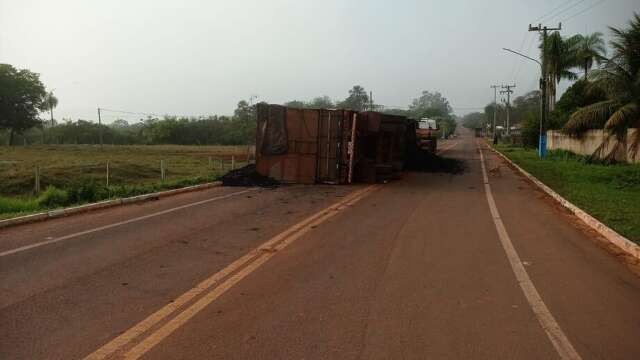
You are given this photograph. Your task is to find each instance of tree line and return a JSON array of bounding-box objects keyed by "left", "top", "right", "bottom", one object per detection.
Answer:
[
  {"left": 0, "top": 100, "right": 259, "bottom": 146},
  {"left": 464, "top": 13, "right": 639, "bottom": 154},
  {"left": 284, "top": 87, "right": 458, "bottom": 137},
  {"left": 1, "top": 69, "right": 458, "bottom": 146}
]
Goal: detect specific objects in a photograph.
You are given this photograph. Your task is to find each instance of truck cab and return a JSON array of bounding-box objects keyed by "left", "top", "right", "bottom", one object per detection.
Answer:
[{"left": 416, "top": 118, "right": 439, "bottom": 153}]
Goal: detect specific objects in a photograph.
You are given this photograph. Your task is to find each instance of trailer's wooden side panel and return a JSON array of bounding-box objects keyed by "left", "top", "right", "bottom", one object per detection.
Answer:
[{"left": 256, "top": 105, "right": 408, "bottom": 184}]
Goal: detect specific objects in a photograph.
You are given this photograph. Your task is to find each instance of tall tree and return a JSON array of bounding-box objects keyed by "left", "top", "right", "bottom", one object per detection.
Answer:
[
  {"left": 284, "top": 100, "right": 306, "bottom": 108},
  {"left": 575, "top": 32, "right": 606, "bottom": 79},
  {"left": 540, "top": 32, "right": 580, "bottom": 110},
  {"left": 408, "top": 90, "right": 452, "bottom": 119},
  {"left": 234, "top": 99, "right": 256, "bottom": 145},
  {"left": 461, "top": 112, "right": 485, "bottom": 129},
  {"left": 0, "top": 64, "right": 48, "bottom": 145},
  {"left": 339, "top": 85, "right": 369, "bottom": 111},
  {"left": 308, "top": 96, "right": 334, "bottom": 109},
  {"left": 564, "top": 13, "right": 640, "bottom": 159},
  {"left": 549, "top": 80, "right": 606, "bottom": 129},
  {"left": 42, "top": 91, "right": 58, "bottom": 126},
  {"left": 484, "top": 102, "right": 502, "bottom": 129}
]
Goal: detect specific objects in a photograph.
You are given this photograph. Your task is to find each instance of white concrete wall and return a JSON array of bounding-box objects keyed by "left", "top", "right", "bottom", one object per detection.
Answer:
[{"left": 547, "top": 129, "right": 639, "bottom": 163}]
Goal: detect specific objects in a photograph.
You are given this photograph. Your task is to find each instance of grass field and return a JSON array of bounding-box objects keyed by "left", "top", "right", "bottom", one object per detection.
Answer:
[
  {"left": 493, "top": 144, "right": 640, "bottom": 244},
  {"left": 0, "top": 144, "right": 252, "bottom": 196},
  {"left": 0, "top": 144, "right": 253, "bottom": 219}
]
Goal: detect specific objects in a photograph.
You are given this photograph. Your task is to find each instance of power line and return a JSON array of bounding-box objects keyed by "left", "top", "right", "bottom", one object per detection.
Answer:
[
  {"left": 98, "top": 108, "right": 165, "bottom": 118},
  {"left": 544, "top": 0, "right": 587, "bottom": 22},
  {"left": 511, "top": 32, "right": 536, "bottom": 80},
  {"left": 99, "top": 107, "right": 212, "bottom": 119},
  {"left": 513, "top": 32, "right": 538, "bottom": 81},
  {"left": 560, "top": 0, "right": 606, "bottom": 23},
  {"left": 516, "top": 0, "right": 581, "bottom": 82},
  {"left": 379, "top": 105, "right": 485, "bottom": 110},
  {"left": 531, "top": 0, "right": 576, "bottom": 23},
  {"left": 510, "top": 31, "right": 530, "bottom": 80}
]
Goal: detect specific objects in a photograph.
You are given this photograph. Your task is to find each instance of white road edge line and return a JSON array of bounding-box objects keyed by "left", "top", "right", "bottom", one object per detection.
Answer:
[
  {"left": 478, "top": 143, "right": 582, "bottom": 360},
  {"left": 489, "top": 145, "right": 640, "bottom": 260},
  {"left": 0, "top": 188, "right": 258, "bottom": 258}
]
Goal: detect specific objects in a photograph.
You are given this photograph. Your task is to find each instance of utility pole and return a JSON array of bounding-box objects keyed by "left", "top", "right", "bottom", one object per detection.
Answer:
[
  {"left": 49, "top": 94, "right": 55, "bottom": 128},
  {"left": 47, "top": 93, "right": 54, "bottom": 145},
  {"left": 490, "top": 85, "right": 499, "bottom": 135},
  {"left": 500, "top": 84, "right": 515, "bottom": 136},
  {"left": 248, "top": 95, "right": 258, "bottom": 156},
  {"left": 529, "top": 23, "right": 561, "bottom": 158},
  {"left": 97, "top": 107, "right": 103, "bottom": 148},
  {"left": 369, "top": 91, "right": 373, "bottom": 111}
]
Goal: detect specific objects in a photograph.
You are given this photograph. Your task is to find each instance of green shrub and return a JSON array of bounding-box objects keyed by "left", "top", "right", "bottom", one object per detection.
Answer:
[
  {"left": 0, "top": 196, "right": 39, "bottom": 214},
  {"left": 521, "top": 112, "right": 541, "bottom": 149},
  {"left": 37, "top": 186, "right": 70, "bottom": 208},
  {"left": 0, "top": 174, "right": 218, "bottom": 219},
  {"left": 67, "top": 181, "right": 110, "bottom": 204}
]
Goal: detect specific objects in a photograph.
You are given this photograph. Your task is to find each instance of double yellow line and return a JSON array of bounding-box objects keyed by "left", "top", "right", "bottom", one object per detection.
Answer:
[{"left": 85, "top": 184, "right": 379, "bottom": 360}]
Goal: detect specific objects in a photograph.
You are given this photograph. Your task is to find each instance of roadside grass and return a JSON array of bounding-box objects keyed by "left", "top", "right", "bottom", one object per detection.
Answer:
[
  {"left": 0, "top": 144, "right": 252, "bottom": 220},
  {"left": 0, "top": 144, "right": 251, "bottom": 195},
  {"left": 493, "top": 144, "right": 640, "bottom": 244},
  {"left": 0, "top": 174, "right": 223, "bottom": 220}
]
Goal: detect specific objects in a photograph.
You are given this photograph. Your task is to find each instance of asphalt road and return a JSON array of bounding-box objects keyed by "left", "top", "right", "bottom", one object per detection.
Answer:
[{"left": 1, "top": 131, "right": 640, "bottom": 360}]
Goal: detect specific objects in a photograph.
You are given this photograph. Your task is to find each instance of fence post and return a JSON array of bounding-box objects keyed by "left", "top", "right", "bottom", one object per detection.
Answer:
[
  {"left": 160, "top": 160, "right": 165, "bottom": 181},
  {"left": 106, "top": 160, "right": 110, "bottom": 187},
  {"left": 231, "top": 156, "right": 235, "bottom": 170},
  {"left": 34, "top": 166, "right": 41, "bottom": 193}
]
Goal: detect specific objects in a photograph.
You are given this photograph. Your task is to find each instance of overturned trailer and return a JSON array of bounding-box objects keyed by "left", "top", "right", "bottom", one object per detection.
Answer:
[
  {"left": 255, "top": 104, "right": 412, "bottom": 184},
  {"left": 255, "top": 104, "right": 357, "bottom": 184},
  {"left": 354, "top": 112, "right": 411, "bottom": 183}
]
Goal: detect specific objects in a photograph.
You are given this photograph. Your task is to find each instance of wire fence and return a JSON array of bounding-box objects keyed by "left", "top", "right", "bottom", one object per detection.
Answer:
[{"left": 1, "top": 154, "right": 255, "bottom": 196}]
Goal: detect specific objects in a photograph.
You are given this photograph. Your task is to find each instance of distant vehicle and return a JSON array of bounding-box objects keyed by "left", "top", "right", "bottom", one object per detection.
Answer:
[{"left": 416, "top": 118, "right": 439, "bottom": 153}]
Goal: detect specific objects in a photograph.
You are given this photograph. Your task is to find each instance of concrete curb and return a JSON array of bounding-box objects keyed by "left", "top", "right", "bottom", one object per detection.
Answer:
[
  {"left": 0, "top": 181, "right": 222, "bottom": 230},
  {"left": 487, "top": 145, "right": 640, "bottom": 260}
]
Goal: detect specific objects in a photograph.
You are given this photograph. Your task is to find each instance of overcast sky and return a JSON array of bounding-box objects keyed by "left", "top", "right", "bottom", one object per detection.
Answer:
[{"left": 1, "top": 0, "right": 637, "bottom": 123}]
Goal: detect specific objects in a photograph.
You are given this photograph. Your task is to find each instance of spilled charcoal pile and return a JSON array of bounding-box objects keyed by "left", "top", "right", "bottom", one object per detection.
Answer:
[
  {"left": 405, "top": 149, "right": 466, "bottom": 174},
  {"left": 220, "top": 164, "right": 280, "bottom": 187}
]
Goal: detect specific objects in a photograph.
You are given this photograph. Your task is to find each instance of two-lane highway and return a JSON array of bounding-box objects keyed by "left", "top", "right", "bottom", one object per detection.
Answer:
[{"left": 2, "top": 132, "right": 640, "bottom": 359}]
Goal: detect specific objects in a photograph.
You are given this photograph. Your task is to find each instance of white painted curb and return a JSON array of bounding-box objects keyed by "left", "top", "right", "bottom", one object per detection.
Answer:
[
  {"left": 0, "top": 181, "right": 222, "bottom": 230},
  {"left": 487, "top": 145, "right": 640, "bottom": 260}
]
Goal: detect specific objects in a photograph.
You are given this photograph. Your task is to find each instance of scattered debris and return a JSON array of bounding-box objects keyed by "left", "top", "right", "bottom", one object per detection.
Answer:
[
  {"left": 221, "top": 164, "right": 280, "bottom": 187},
  {"left": 489, "top": 166, "right": 502, "bottom": 177}
]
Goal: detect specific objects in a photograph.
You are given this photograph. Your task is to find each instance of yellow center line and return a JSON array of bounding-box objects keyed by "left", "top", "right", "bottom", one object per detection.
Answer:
[{"left": 84, "top": 184, "right": 379, "bottom": 360}]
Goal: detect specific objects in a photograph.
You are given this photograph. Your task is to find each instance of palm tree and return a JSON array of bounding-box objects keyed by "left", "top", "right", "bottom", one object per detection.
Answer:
[
  {"left": 42, "top": 91, "right": 58, "bottom": 127},
  {"left": 575, "top": 32, "right": 606, "bottom": 79},
  {"left": 541, "top": 32, "right": 580, "bottom": 110},
  {"left": 563, "top": 13, "right": 640, "bottom": 160}
]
